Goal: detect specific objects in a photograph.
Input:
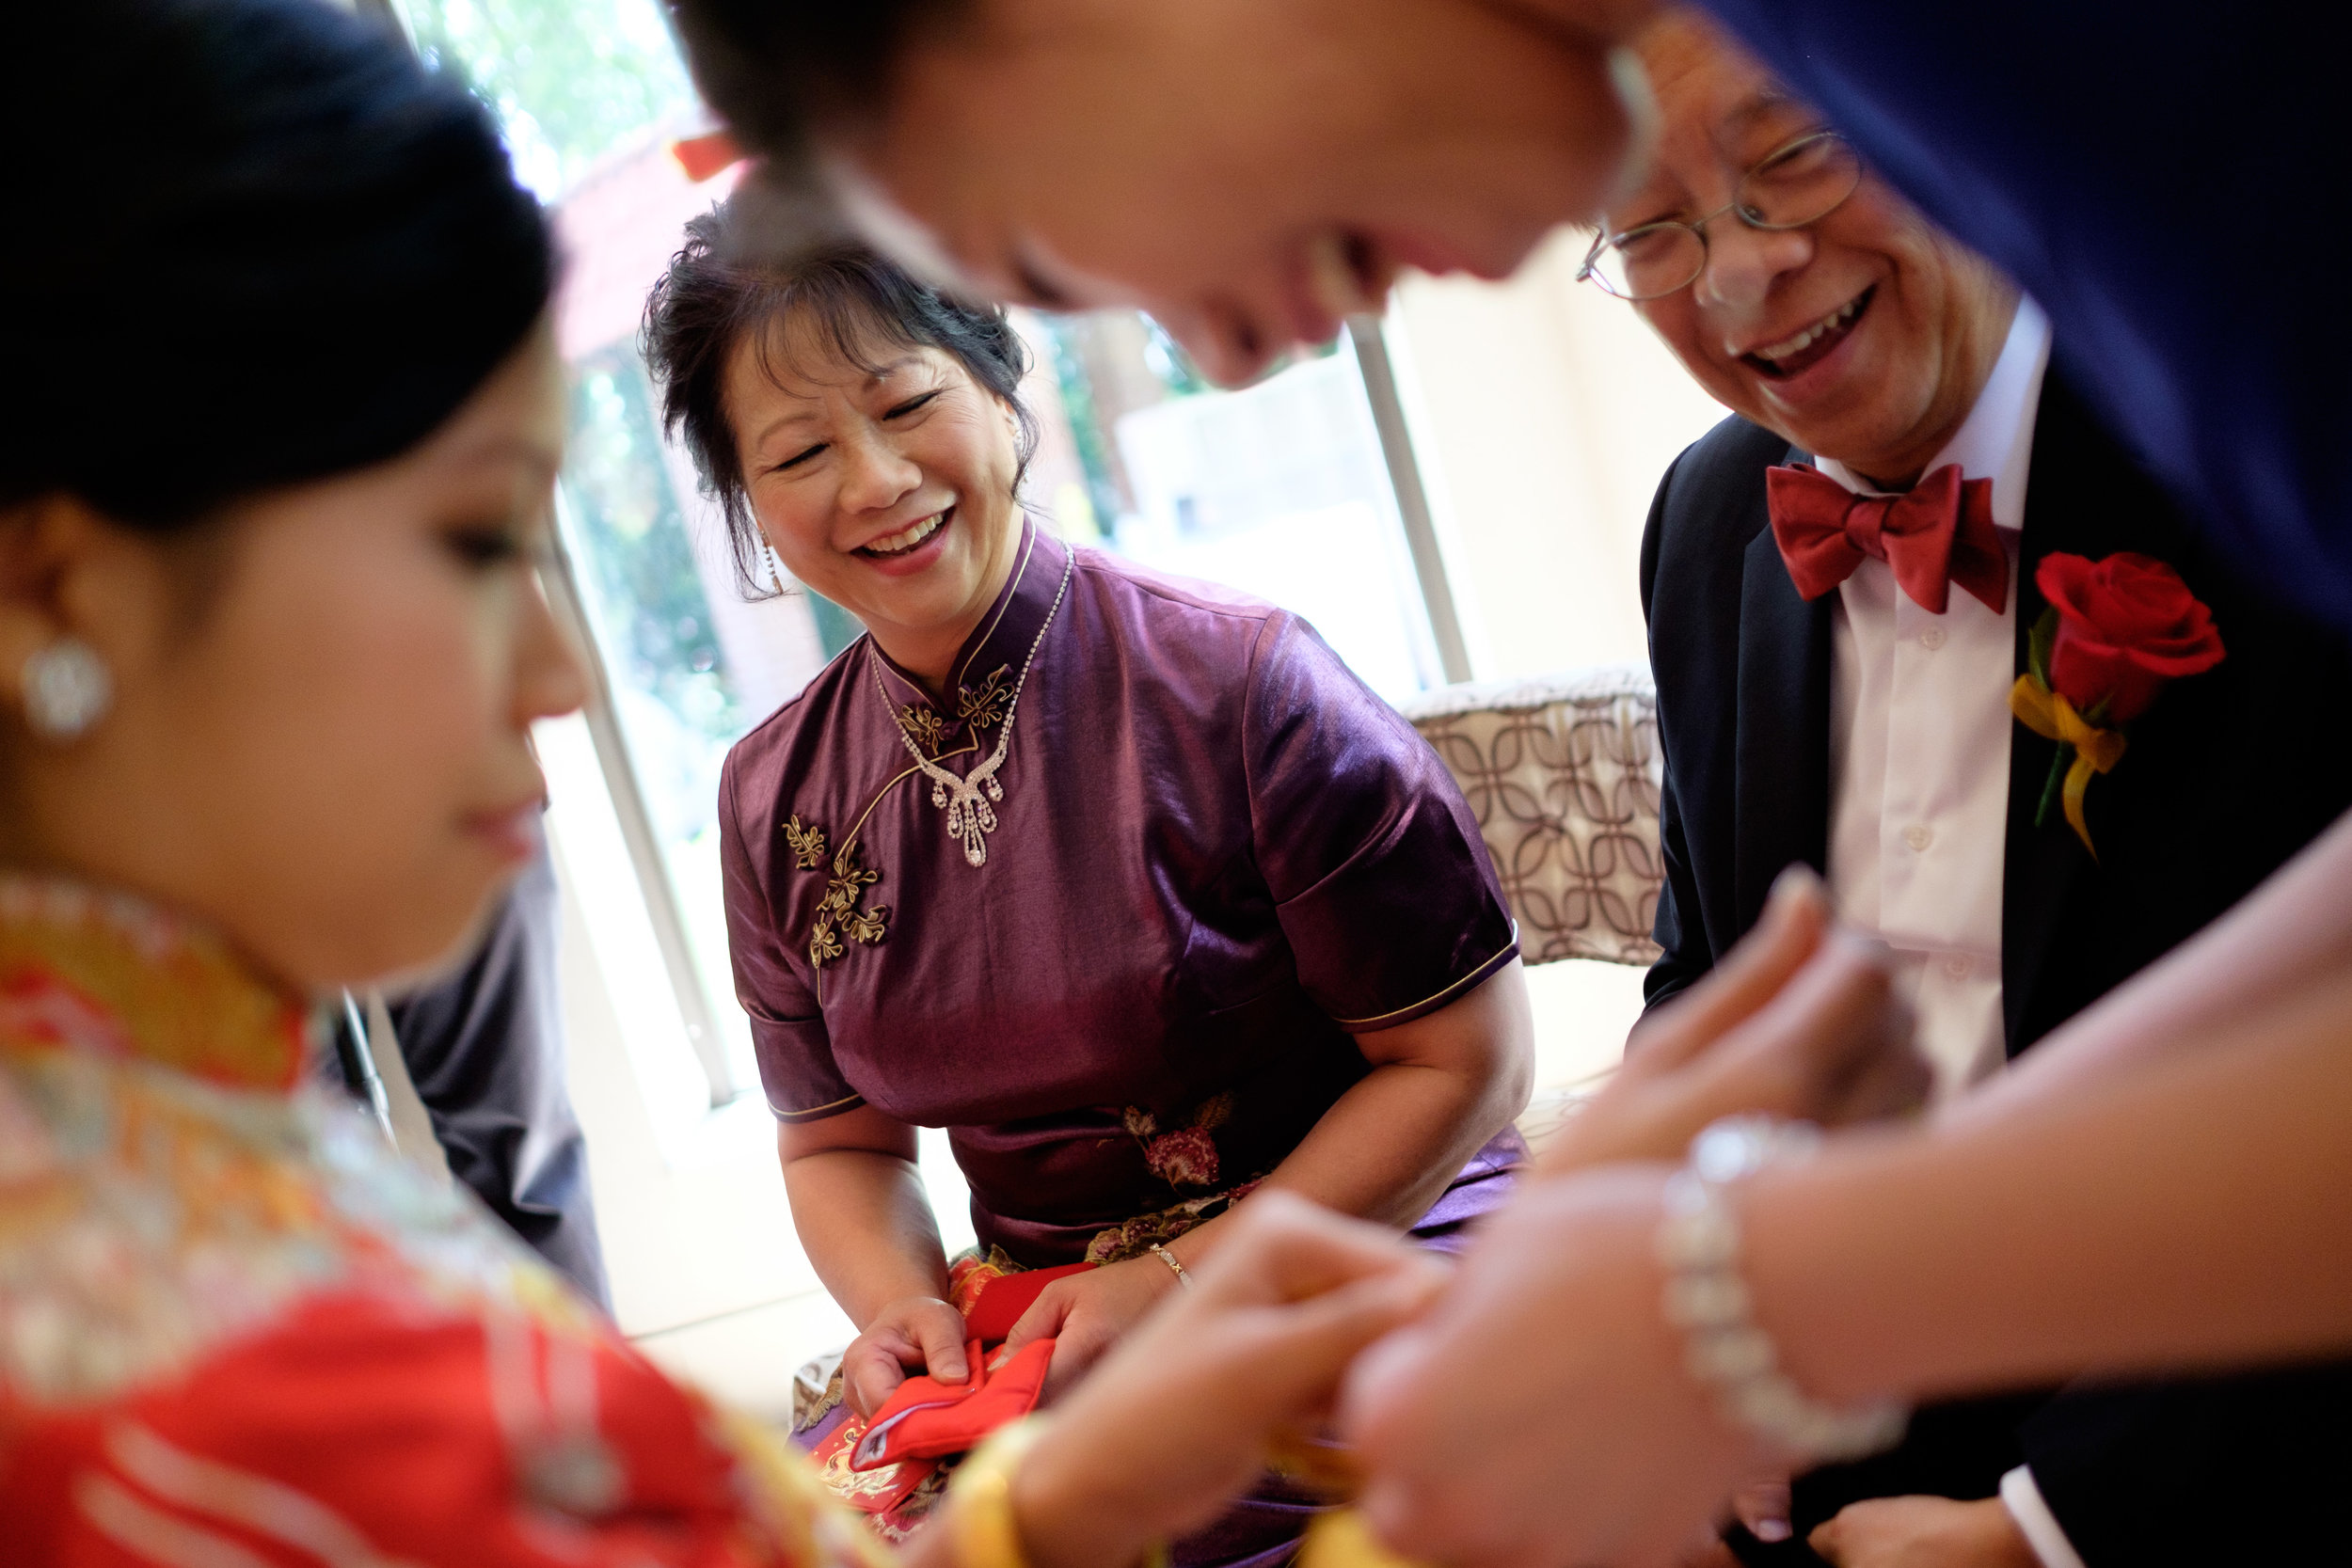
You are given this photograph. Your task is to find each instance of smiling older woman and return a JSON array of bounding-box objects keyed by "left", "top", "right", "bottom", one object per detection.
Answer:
[{"left": 644, "top": 223, "right": 1534, "bottom": 1561}]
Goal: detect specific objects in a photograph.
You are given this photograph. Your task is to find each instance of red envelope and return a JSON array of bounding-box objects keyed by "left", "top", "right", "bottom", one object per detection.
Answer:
[
  {"left": 848, "top": 1337, "right": 1056, "bottom": 1471},
  {"left": 964, "top": 1261, "right": 1095, "bottom": 1344},
  {"left": 812, "top": 1413, "right": 939, "bottom": 1513}
]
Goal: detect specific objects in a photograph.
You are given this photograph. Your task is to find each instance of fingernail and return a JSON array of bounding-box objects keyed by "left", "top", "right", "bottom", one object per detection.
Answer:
[
  {"left": 1769, "top": 863, "right": 1822, "bottom": 909},
  {"left": 1755, "top": 1519, "right": 1792, "bottom": 1543}
]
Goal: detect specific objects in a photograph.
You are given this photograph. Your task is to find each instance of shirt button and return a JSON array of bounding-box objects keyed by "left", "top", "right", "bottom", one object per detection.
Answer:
[
  {"left": 1919, "top": 624, "right": 1948, "bottom": 650},
  {"left": 1944, "top": 953, "right": 1973, "bottom": 981},
  {"left": 1903, "top": 822, "right": 1934, "bottom": 852}
]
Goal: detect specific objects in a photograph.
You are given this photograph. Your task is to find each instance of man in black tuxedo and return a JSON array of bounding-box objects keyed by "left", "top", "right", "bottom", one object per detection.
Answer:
[{"left": 1623, "top": 15, "right": 2352, "bottom": 1567}]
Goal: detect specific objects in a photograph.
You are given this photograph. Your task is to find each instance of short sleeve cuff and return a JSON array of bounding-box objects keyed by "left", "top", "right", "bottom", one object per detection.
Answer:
[
  {"left": 771, "top": 1089, "right": 867, "bottom": 1123},
  {"left": 1331, "top": 932, "right": 1519, "bottom": 1033},
  {"left": 2000, "top": 1466, "right": 2090, "bottom": 1568},
  {"left": 749, "top": 1013, "right": 864, "bottom": 1123}
]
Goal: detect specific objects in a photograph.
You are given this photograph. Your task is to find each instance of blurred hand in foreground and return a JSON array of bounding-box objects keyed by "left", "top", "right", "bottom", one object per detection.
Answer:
[
  {"left": 1005, "top": 1193, "right": 1448, "bottom": 1568},
  {"left": 1343, "top": 1166, "right": 1756, "bottom": 1568},
  {"left": 1340, "top": 881, "right": 1923, "bottom": 1568}
]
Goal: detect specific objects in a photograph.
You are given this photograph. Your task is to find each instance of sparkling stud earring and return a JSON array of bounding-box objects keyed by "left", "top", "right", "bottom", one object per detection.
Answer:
[{"left": 22, "top": 637, "right": 112, "bottom": 742}]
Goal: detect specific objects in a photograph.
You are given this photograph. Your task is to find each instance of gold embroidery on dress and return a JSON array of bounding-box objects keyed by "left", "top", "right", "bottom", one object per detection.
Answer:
[
  {"left": 794, "top": 827, "right": 889, "bottom": 972},
  {"left": 955, "top": 665, "right": 1013, "bottom": 729},
  {"left": 895, "top": 705, "right": 949, "bottom": 754},
  {"left": 782, "top": 815, "right": 828, "bottom": 871}
]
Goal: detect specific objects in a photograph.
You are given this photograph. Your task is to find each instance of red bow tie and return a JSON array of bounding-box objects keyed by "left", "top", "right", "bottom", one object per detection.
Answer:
[{"left": 1766, "top": 462, "right": 2009, "bottom": 614}]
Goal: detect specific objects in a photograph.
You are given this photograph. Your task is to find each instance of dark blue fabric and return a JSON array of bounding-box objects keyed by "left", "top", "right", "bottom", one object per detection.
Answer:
[
  {"left": 388, "top": 848, "right": 611, "bottom": 1307},
  {"left": 1696, "top": 1, "right": 2352, "bottom": 626}
]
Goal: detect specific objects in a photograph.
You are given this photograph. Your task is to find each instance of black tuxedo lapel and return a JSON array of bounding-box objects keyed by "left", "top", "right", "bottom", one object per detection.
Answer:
[
  {"left": 2000, "top": 387, "right": 2096, "bottom": 1053},
  {"left": 1997, "top": 375, "right": 2224, "bottom": 1053},
  {"left": 1734, "top": 504, "right": 1833, "bottom": 934}
]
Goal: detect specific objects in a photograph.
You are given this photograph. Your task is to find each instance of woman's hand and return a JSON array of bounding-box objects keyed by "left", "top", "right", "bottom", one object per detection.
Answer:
[
  {"left": 1001, "top": 1254, "right": 1182, "bottom": 1400},
  {"left": 1342, "top": 1167, "right": 1760, "bottom": 1568},
  {"left": 775, "top": 1109, "right": 964, "bottom": 1419},
  {"left": 1007, "top": 1193, "right": 1448, "bottom": 1568},
  {"left": 841, "top": 1294, "right": 971, "bottom": 1418}
]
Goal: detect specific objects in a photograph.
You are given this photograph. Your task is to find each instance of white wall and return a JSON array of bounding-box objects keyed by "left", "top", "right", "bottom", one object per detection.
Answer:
[{"left": 1391, "top": 229, "right": 1730, "bottom": 682}]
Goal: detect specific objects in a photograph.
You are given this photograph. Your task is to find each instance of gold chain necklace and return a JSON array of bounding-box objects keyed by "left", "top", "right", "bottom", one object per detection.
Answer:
[{"left": 871, "top": 550, "right": 1073, "bottom": 868}]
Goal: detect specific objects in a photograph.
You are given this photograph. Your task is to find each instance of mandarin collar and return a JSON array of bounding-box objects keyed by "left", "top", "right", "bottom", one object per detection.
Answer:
[
  {"left": 870, "top": 515, "right": 1069, "bottom": 742},
  {"left": 0, "top": 874, "right": 312, "bottom": 1091}
]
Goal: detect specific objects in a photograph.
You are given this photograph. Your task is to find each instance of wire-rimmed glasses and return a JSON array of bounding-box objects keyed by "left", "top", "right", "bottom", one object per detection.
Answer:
[{"left": 1577, "top": 131, "right": 1864, "bottom": 301}]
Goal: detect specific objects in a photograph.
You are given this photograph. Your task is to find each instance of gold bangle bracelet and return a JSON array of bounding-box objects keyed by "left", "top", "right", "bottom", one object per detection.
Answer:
[
  {"left": 1146, "top": 1243, "right": 1193, "bottom": 1289},
  {"left": 1297, "top": 1509, "right": 1430, "bottom": 1568},
  {"left": 949, "top": 1416, "right": 1054, "bottom": 1568}
]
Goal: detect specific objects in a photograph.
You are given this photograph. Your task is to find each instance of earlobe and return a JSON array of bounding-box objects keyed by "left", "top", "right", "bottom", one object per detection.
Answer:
[{"left": 0, "top": 494, "right": 153, "bottom": 746}]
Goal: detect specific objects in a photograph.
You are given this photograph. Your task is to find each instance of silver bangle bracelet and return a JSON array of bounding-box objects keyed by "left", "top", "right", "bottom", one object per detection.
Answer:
[{"left": 1656, "top": 1115, "right": 1908, "bottom": 1465}]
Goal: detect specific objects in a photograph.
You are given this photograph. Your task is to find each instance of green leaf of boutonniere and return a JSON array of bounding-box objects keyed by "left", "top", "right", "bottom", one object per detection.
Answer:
[{"left": 2027, "top": 605, "right": 2058, "bottom": 688}]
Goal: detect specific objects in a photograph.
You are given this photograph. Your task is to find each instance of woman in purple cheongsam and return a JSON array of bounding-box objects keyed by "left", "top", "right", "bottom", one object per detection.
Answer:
[{"left": 646, "top": 222, "right": 1532, "bottom": 1565}]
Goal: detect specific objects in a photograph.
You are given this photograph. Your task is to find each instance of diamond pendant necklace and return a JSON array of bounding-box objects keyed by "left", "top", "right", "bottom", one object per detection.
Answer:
[{"left": 872, "top": 550, "right": 1073, "bottom": 868}]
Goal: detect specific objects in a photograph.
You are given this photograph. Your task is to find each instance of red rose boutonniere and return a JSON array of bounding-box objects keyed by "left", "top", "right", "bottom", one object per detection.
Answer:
[{"left": 2009, "top": 551, "right": 2226, "bottom": 859}]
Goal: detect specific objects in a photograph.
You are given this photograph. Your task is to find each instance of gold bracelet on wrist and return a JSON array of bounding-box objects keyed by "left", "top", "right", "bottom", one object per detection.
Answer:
[
  {"left": 949, "top": 1417, "right": 1054, "bottom": 1568},
  {"left": 1297, "top": 1509, "right": 1429, "bottom": 1568},
  {"left": 949, "top": 1416, "right": 1171, "bottom": 1568}
]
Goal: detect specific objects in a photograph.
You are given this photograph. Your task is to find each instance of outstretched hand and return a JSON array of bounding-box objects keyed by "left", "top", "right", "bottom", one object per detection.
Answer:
[
  {"left": 1343, "top": 1166, "right": 1756, "bottom": 1568},
  {"left": 1007, "top": 1194, "right": 1448, "bottom": 1568},
  {"left": 1338, "top": 878, "right": 1925, "bottom": 1568}
]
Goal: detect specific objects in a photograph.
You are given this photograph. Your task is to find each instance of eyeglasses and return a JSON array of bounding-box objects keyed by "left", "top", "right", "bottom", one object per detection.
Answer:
[{"left": 1577, "top": 131, "right": 1864, "bottom": 302}]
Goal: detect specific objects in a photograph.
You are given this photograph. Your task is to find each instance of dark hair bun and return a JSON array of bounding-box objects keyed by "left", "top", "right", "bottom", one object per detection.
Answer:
[{"left": 0, "top": 0, "right": 554, "bottom": 528}]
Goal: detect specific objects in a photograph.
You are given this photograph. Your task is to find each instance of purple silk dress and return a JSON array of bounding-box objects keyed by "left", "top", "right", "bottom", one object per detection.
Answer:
[{"left": 722, "top": 518, "right": 1521, "bottom": 1562}]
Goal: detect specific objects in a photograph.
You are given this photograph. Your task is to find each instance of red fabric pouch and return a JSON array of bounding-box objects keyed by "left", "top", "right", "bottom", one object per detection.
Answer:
[
  {"left": 848, "top": 1337, "right": 1056, "bottom": 1471},
  {"left": 964, "top": 1261, "right": 1095, "bottom": 1344},
  {"left": 811, "top": 1417, "right": 939, "bottom": 1513}
]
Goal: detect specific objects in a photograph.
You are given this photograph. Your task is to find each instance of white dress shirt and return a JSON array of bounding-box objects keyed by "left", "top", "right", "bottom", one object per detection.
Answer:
[
  {"left": 1818, "top": 298, "right": 2051, "bottom": 1100},
  {"left": 1822, "top": 301, "right": 2087, "bottom": 1568}
]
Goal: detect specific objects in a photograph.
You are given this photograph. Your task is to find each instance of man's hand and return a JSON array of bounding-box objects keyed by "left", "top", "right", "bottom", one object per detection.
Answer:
[
  {"left": 1810, "top": 1497, "right": 2043, "bottom": 1568},
  {"left": 1002, "top": 1254, "right": 1183, "bottom": 1400},
  {"left": 842, "top": 1294, "right": 969, "bottom": 1418},
  {"left": 1542, "top": 867, "right": 1925, "bottom": 1174}
]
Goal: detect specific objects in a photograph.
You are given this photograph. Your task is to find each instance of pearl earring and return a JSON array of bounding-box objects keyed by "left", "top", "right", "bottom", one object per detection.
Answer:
[{"left": 22, "top": 637, "right": 112, "bottom": 742}]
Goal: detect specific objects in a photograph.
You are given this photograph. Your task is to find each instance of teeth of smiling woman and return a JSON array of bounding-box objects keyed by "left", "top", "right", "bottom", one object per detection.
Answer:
[
  {"left": 1754, "top": 294, "right": 1865, "bottom": 363},
  {"left": 866, "top": 513, "right": 945, "bottom": 555}
]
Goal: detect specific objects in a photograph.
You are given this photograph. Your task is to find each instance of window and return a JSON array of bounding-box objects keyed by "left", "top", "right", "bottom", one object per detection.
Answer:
[{"left": 1022, "top": 314, "right": 1451, "bottom": 703}]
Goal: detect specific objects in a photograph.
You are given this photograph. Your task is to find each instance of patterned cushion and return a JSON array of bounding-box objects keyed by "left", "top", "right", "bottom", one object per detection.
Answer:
[{"left": 1397, "top": 666, "right": 1663, "bottom": 968}]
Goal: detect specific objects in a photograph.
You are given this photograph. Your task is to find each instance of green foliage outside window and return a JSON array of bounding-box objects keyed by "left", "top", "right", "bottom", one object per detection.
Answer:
[
  {"left": 565, "top": 349, "right": 737, "bottom": 744},
  {"left": 390, "top": 0, "right": 696, "bottom": 192}
]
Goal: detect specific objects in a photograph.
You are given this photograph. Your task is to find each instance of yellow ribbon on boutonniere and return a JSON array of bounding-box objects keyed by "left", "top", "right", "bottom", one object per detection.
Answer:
[
  {"left": 2009, "top": 673, "right": 2128, "bottom": 861},
  {"left": 2011, "top": 552, "right": 2227, "bottom": 864}
]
